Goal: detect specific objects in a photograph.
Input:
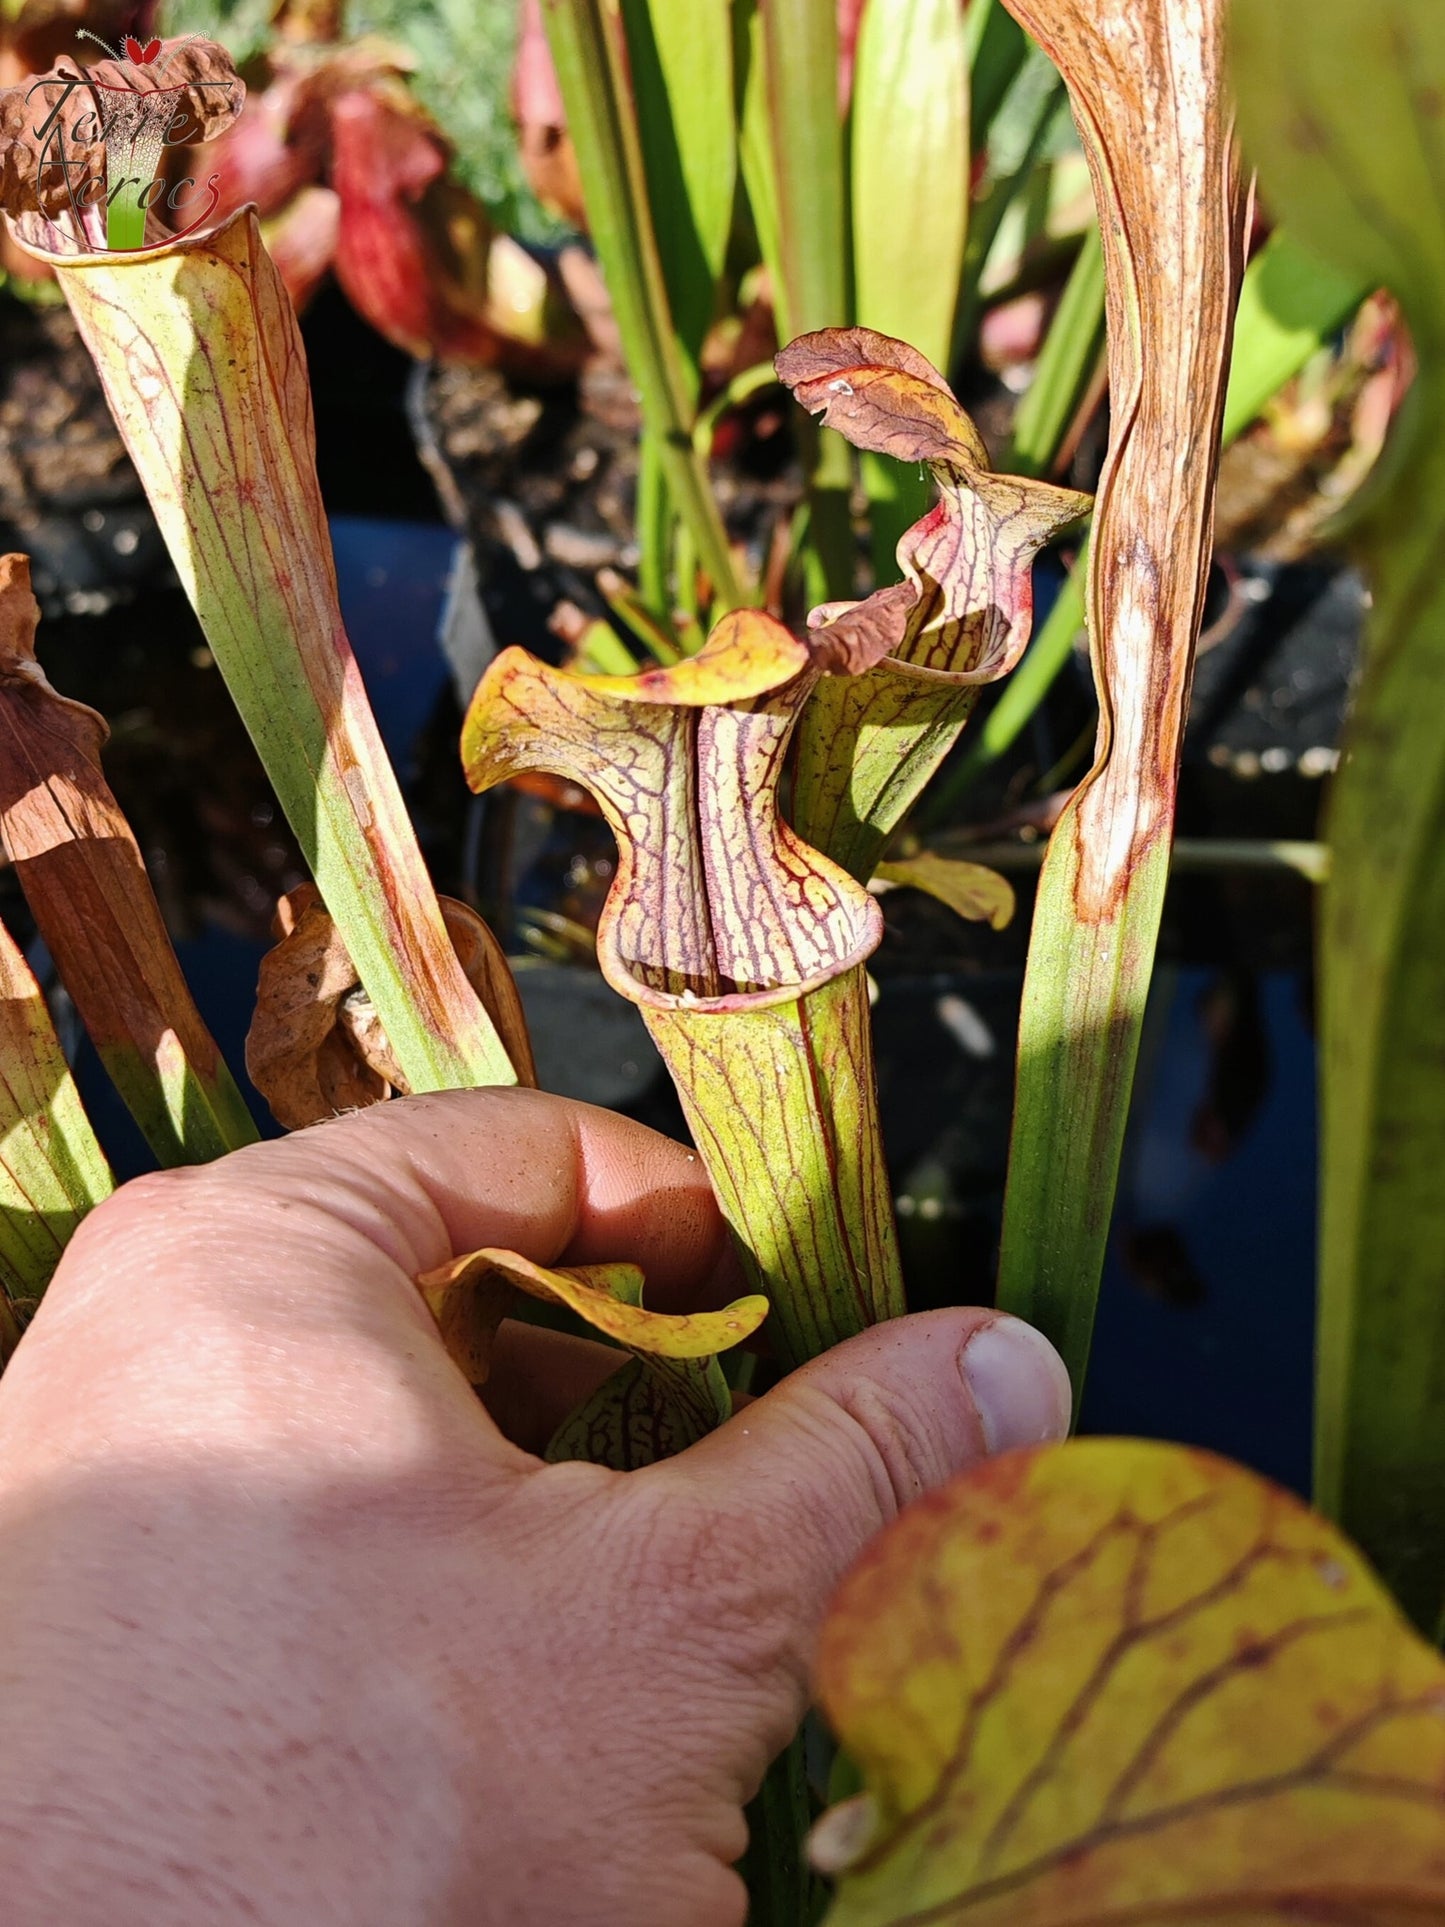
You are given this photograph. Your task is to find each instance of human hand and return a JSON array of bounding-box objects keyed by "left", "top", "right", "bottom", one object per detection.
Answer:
[{"left": 0, "top": 1090, "right": 1070, "bottom": 1926}]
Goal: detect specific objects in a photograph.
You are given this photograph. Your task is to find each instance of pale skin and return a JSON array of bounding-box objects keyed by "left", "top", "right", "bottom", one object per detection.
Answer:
[{"left": 0, "top": 1089, "right": 1071, "bottom": 1925}]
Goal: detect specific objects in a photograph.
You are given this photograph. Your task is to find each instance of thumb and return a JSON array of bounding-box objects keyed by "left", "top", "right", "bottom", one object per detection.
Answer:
[{"left": 664, "top": 1308, "right": 1071, "bottom": 1642}]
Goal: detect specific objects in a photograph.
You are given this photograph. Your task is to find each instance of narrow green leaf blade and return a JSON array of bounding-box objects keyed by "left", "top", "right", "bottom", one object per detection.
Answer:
[
  {"left": 994, "top": 0, "right": 1247, "bottom": 1397},
  {"left": 1233, "top": 0, "right": 1445, "bottom": 1632},
  {"left": 1221, "top": 229, "right": 1368, "bottom": 446},
  {"left": 964, "top": 0, "right": 1028, "bottom": 156},
  {"left": 45, "top": 213, "right": 518, "bottom": 1099},
  {"left": 620, "top": 0, "right": 735, "bottom": 387},
  {"left": 950, "top": 57, "right": 1066, "bottom": 362},
  {"left": 743, "top": 1729, "right": 828, "bottom": 1927},
  {"left": 0, "top": 915, "right": 113, "bottom": 1352},
  {"left": 1003, "top": 222, "right": 1105, "bottom": 479},
  {"left": 540, "top": 0, "right": 742, "bottom": 604},
  {"left": 760, "top": 0, "right": 847, "bottom": 341},
  {"left": 737, "top": 0, "right": 783, "bottom": 329},
  {"left": 853, "top": 0, "right": 969, "bottom": 363},
  {"left": 758, "top": 0, "right": 854, "bottom": 598},
  {"left": 852, "top": 0, "right": 970, "bottom": 574}
]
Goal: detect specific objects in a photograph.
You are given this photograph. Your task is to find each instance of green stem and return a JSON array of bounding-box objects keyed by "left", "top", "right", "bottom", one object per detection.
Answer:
[
  {"left": 915, "top": 556, "right": 1087, "bottom": 830},
  {"left": 951, "top": 74, "right": 1065, "bottom": 363},
  {"left": 644, "top": 969, "right": 904, "bottom": 1371},
  {"left": 636, "top": 430, "right": 670, "bottom": 617},
  {"left": 964, "top": 0, "right": 1030, "bottom": 156},
  {"left": 1314, "top": 422, "right": 1445, "bottom": 1632},
  {"left": 106, "top": 181, "right": 148, "bottom": 252},
  {"left": 541, "top": 0, "right": 742, "bottom": 609},
  {"left": 759, "top": 0, "right": 854, "bottom": 601},
  {"left": 799, "top": 413, "right": 856, "bottom": 609},
  {"left": 1004, "top": 224, "right": 1106, "bottom": 477},
  {"left": 741, "top": 1729, "right": 828, "bottom": 1927},
  {"left": 760, "top": 0, "right": 848, "bottom": 343},
  {"left": 54, "top": 215, "right": 517, "bottom": 1098}
]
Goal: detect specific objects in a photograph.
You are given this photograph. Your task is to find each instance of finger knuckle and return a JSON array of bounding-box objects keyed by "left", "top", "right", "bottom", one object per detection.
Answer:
[
  {"left": 831, "top": 1377, "right": 953, "bottom": 1518},
  {"left": 72, "top": 1164, "right": 212, "bottom": 1247}
]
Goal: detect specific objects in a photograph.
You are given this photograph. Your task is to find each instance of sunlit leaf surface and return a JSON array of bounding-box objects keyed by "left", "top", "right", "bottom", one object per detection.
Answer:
[
  {"left": 874, "top": 855, "right": 1015, "bottom": 933},
  {"left": 0, "top": 918, "right": 112, "bottom": 1353},
  {"left": 416, "top": 1246, "right": 763, "bottom": 1464},
  {"left": 1233, "top": 0, "right": 1445, "bottom": 1635},
  {"left": 19, "top": 209, "right": 517, "bottom": 1096},
  {"left": 816, "top": 1440, "right": 1445, "bottom": 1925},
  {"left": 994, "top": 0, "right": 1247, "bottom": 1392},
  {"left": 419, "top": 1247, "right": 768, "bottom": 1361},
  {"left": 776, "top": 328, "right": 1088, "bottom": 881}
]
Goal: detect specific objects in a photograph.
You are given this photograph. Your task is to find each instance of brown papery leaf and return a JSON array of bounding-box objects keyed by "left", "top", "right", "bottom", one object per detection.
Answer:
[
  {"left": 1002, "top": 0, "right": 1247, "bottom": 925},
  {"left": 248, "top": 884, "right": 535, "bottom": 1129},
  {"left": 816, "top": 1440, "right": 1445, "bottom": 1925},
  {"left": 246, "top": 884, "right": 386, "bottom": 1129},
  {"left": 0, "top": 40, "right": 243, "bottom": 239},
  {"left": 776, "top": 328, "right": 1090, "bottom": 676},
  {"left": 805, "top": 582, "right": 916, "bottom": 677},
  {"left": 80, "top": 41, "right": 245, "bottom": 141},
  {"left": 0, "top": 553, "right": 254, "bottom": 1165}
]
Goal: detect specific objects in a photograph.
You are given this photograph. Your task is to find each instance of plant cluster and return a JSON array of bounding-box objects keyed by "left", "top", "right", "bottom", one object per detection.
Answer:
[{"left": 0, "top": 0, "right": 1443, "bottom": 1917}]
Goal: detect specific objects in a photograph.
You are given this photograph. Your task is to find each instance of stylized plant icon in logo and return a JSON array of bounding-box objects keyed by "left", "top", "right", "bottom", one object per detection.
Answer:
[
  {"left": 0, "top": 31, "right": 243, "bottom": 253},
  {"left": 77, "top": 31, "right": 173, "bottom": 66}
]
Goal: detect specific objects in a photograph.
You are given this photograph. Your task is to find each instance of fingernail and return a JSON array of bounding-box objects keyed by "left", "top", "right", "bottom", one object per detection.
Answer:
[{"left": 960, "top": 1317, "right": 1072, "bottom": 1454}]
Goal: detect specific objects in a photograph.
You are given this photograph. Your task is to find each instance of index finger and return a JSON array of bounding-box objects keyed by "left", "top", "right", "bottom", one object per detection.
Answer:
[
  {"left": 0, "top": 1090, "right": 728, "bottom": 1471},
  {"left": 333, "top": 1086, "right": 730, "bottom": 1299}
]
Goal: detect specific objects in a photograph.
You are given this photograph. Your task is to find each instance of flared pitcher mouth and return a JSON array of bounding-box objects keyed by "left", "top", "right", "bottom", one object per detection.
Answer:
[
  {"left": 595, "top": 891, "right": 884, "bottom": 1019},
  {"left": 460, "top": 617, "right": 889, "bottom": 1020},
  {"left": 9, "top": 193, "right": 254, "bottom": 263},
  {"left": 2, "top": 37, "right": 244, "bottom": 257}
]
